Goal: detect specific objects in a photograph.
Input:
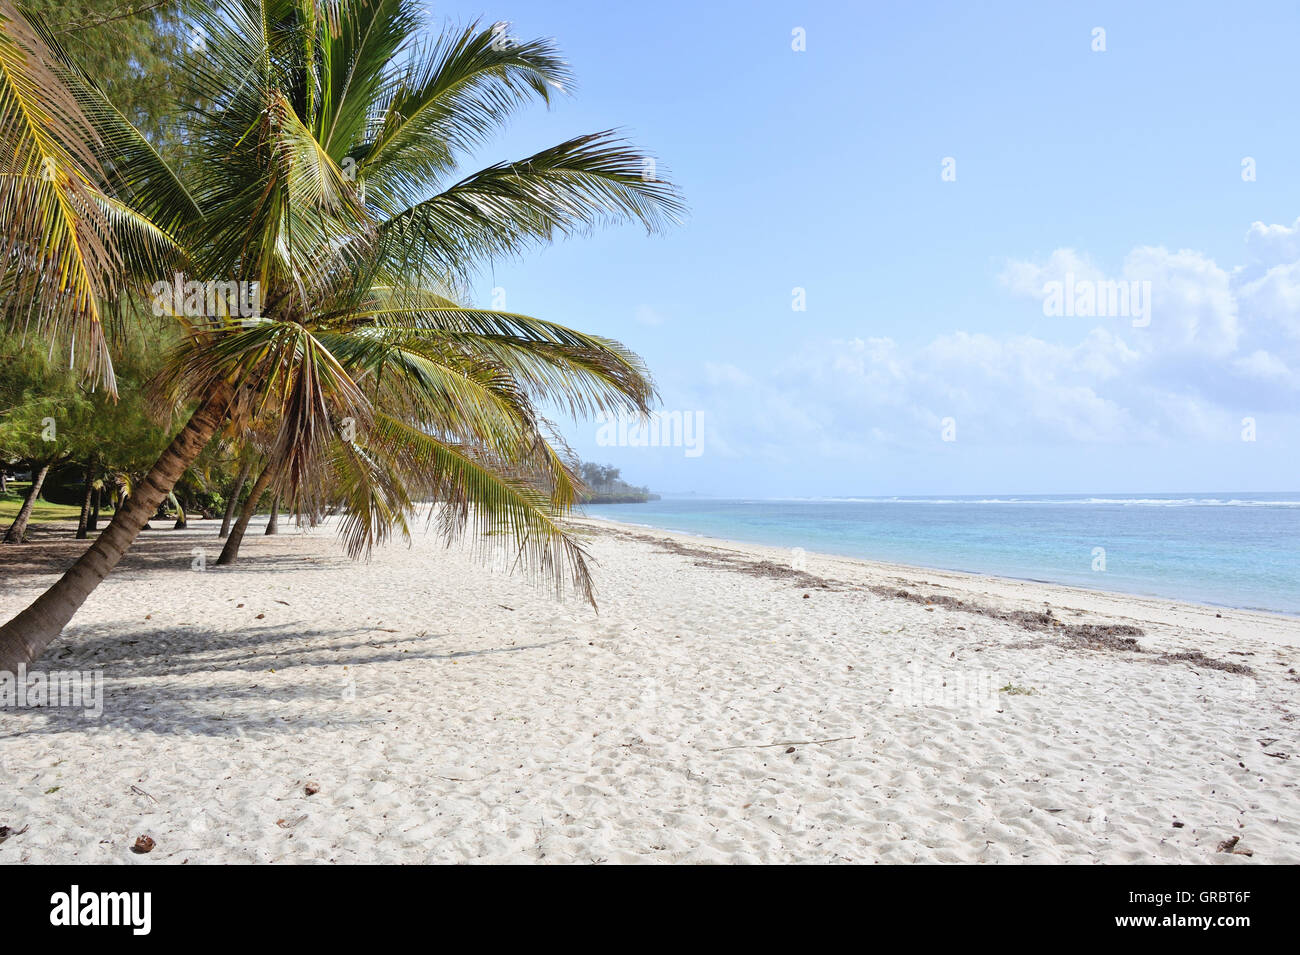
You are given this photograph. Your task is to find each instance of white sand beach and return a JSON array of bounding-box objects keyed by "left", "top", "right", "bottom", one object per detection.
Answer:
[{"left": 1, "top": 515, "right": 1298, "bottom": 864}]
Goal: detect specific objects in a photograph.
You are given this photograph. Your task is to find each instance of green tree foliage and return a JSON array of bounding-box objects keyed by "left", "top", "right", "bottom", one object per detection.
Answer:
[
  {"left": 0, "top": 335, "right": 96, "bottom": 470},
  {"left": 0, "top": 328, "right": 170, "bottom": 513},
  {"left": 577, "top": 461, "right": 651, "bottom": 503},
  {"left": 18, "top": 0, "right": 190, "bottom": 151}
]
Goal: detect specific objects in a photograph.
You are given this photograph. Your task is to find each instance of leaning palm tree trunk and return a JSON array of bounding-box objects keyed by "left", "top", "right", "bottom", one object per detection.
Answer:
[
  {"left": 75, "top": 457, "right": 96, "bottom": 539},
  {"left": 216, "top": 463, "right": 275, "bottom": 566},
  {"left": 219, "top": 455, "right": 253, "bottom": 538},
  {"left": 3, "top": 459, "right": 52, "bottom": 544},
  {"left": 264, "top": 495, "right": 279, "bottom": 535},
  {"left": 0, "top": 391, "right": 230, "bottom": 672}
]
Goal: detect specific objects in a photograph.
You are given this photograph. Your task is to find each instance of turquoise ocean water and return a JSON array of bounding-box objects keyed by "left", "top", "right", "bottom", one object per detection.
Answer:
[{"left": 583, "top": 494, "right": 1300, "bottom": 615}]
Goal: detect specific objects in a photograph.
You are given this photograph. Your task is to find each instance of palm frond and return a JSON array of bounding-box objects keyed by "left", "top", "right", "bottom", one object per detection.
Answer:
[
  {"left": 346, "top": 299, "right": 657, "bottom": 417},
  {"left": 361, "top": 410, "right": 595, "bottom": 604},
  {"left": 161, "top": 316, "right": 370, "bottom": 507},
  {"left": 372, "top": 130, "right": 684, "bottom": 281},
  {"left": 359, "top": 19, "right": 571, "bottom": 207},
  {"left": 25, "top": 12, "right": 204, "bottom": 233},
  {"left": 316, "top": 0, "right": 417, "bottom": 155},
  {"left": 0, "top": 0, "right": 120, "bottom": 391}
]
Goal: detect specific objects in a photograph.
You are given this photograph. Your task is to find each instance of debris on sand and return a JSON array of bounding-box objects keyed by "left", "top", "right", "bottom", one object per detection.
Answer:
[
  {"left": 1155, "top": 651, "right": 1253, "bottom": 676},
  {"left": 1216, "top": 835, "right": 1253, "bottom": 856},
  {"left": 598, "top": 525, "right": 1254, "bottom": 675},
  {"left": 130, "top": 835, "right": 155, "bottom": 854}
]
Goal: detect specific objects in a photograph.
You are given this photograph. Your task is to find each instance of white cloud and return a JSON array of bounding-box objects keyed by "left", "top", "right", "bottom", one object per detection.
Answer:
[
  {"left": 998, "top": 247, "right": 1103, "bottom": 297},
  {"left": 1124, "top": 246, "right": 1238, "bottom": 357},
  {"left": 1237, "top": 260, "right": 1300, "bottom": 342},
  {"left": 1233, "top": 349, "right": 1296, "bottom": 385},
  {"left": 683, "top": 218, "right": 1300, "bottom": 464},
  {"left": 1002, "top": 246, "right": 1239, "bottom": 357},
  {"left": 1245, "top": 217, "right": 1300, "bottom": 265}
]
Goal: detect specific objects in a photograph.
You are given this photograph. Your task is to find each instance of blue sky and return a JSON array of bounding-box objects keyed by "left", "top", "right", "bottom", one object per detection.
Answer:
[{"left": 429, "top": 0, "right": 1300, "bottom": 496}]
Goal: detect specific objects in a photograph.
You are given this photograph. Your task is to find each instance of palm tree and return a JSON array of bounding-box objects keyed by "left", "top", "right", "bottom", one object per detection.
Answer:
[
  {"left": 218, "top": 445, "right": 255, "bottom": 538},
  {"left": 0, "top": 0, "right": 682, "bottom": 671}
]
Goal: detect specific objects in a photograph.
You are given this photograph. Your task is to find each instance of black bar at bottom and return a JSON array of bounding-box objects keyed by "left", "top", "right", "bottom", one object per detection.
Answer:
[{"left": 5, "top": 863, "right": 1284, "bottom": 942}]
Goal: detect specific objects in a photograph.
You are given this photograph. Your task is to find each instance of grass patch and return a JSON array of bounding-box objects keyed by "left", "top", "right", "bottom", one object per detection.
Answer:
[
  {"left": 998, "top": 683, "right": 1038, "bottom": 696},
  {"left": 0, "top": 482, "right": 93, "bottom": 525}
]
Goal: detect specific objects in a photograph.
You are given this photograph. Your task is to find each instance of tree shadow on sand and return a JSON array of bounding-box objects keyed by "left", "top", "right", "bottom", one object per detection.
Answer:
[
  {"left": 0, "top": 621, "right": 566, "bottom": 740},
  {"left": 0, "top": 519, "right": 343, "bottom": 583}
]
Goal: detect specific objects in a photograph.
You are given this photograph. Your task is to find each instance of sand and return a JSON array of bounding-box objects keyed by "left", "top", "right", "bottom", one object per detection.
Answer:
[{"left": 1, "top": 513, "right": 1297, "bottom": 864}]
